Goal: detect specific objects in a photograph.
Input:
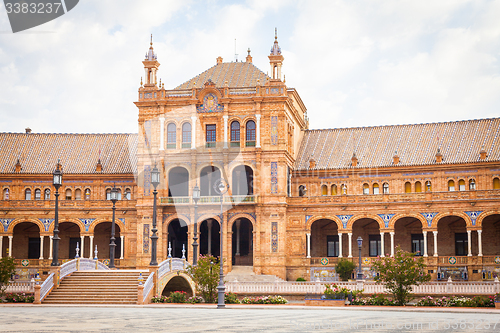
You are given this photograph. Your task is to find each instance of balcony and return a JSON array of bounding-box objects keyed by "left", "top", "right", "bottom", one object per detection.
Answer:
[{"left": 160, "top": 195, "right": 257, "bottom": 205}]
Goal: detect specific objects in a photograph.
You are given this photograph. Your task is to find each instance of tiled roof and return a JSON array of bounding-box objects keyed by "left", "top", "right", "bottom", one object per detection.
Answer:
[
  {"left": 175, "top": 61, "right": 269, "bottom": 89},
  {"left": 295, "top": 118, "right": 500, "bottom": 170},
  {"left": 0, "top": 133, "right": 138, "bottom": 174}
]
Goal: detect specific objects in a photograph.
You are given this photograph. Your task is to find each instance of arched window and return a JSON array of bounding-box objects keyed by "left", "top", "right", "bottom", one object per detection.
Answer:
[
  {"left": 182, "top": 122, "right": 191, "bottom": 148},
  {"left": 230, "top": 121, "right": 240, "bottom": 147},
  {"left": 85, "top": 188, "right": 91, "bottom": 200},
  {"left": 341, "top": 184, "right": 347, "bottom": 195},
  {"left": 44, "top": 189, "right": 50, "bottom": 200},
  {"left": 425, "top": 181, "right": 432, "bottom": 192},
  {"left": 106, "top": 188, "right": 111, "bottom": 200},
  {"left": 65, "top": 189, "right": 72, "bottom": 200},
  {"left": 117, "top": 189, "right": 122, "bottom": 200},
  {"left": 34, "top": 189, "right": 41, "bottom": 200},
  {"left": 3, "top": 188, "right": 9, "bottom": 200},
  {"left": 125, "top": 188, "right": 131, "bottom": 200},
  {"left": 362, "top": 183, "right": 369, "bottom": 195},
  {"left": 373, "top": 183, "right": 380, "bottom": 195},
  {"left": 493, "top": 177, "right": 500, "bottom": 189},
  {"left": 25, "top": 188, "right": 31, "bottom": 200},
  {"left": 448, "top": 180, "right": 455, "bottom": 191},
  {"left": 383, "top": 183, "right": 389, "bottom": 194},
  {"left": 331, "top": 184, "right": 337, "bottom": 196},
  {"left": 298, "top": 185, "right": 306, "bottom": 197},
  {"left": 75, "top": 189, "right": 82, "bottom": 200},
  {"left": 245, "top": 120, "right": 256, "bottom": 147},
  {"left": 415, "top": 181, "right": 422, "bottom": 193},
  {"left": 167, "top": 123, "right": 176, "bottom": 149},
  {"left": 404, "top": 182, "right": 411, "bottom": 193},
  {"left": 458, "top": 179, "right": 465, "bottom": 191},
  {"left": 469, "top": 179, "right": 476, "bottom": 191},
  {"left": 321, "top": 185, "right": 328, "bottom": 196}
]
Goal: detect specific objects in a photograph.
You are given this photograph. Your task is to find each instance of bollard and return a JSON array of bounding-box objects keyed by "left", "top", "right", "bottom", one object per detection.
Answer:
[
  {"left": 34, "top": 284, "right": 41, "bottom": 304},
  {"left": 137, "top": 284, "right": 144, "bottom": 305}
]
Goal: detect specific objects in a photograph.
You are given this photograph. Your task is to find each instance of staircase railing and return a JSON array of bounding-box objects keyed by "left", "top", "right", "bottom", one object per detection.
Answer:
[
  {"left": 143, "top": 272, "right": 155, "bottom": 304},
  {"left": 60, "top": 259, "right": 78, "bottom": 280},
  {"left": 158, "top": 258, "right": 189, "bottom": 280},
  {"left": 40, "top": 273, "right": 55, "bottom": 302}
]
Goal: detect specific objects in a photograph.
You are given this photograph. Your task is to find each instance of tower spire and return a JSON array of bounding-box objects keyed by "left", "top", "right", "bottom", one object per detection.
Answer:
[
  {"left": 142, "top": 35, "right": 160, "bottom": 87},
  {"left": 268, "top": 28, "right": 284, "bottom": 80}
]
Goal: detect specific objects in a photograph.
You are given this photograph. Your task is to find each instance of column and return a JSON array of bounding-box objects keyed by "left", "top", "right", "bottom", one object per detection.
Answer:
[
  {"left": 39, "top": 236, "right": 44, "bottom": 260},
  {"left": 306, "top": 233, "right": 311, "bottom": 258},
  {"left": 423, "top": 231, "right": 428, "bottom": 257},
  {"left": 191, "top": 116, "right": 197, "bottom": 149},
  {"left": 89, "top": 235, "right": 94, "bottom": 259},
  {"left": 433, "top": 231, "right": 438, "bottom": 257},
  {"left": 80, "top": 235, "right": 85, "bottom": 258},
  {"left": 467, "top": 230, "right": 472, "bottom": 256},
  {"left": 255, "top": 114, "right": 261, "bottom": 148},
  {"left": 207, "top": 220, "right": 212, "bottom": 255},
  {"left": 348, "top": 232, "right": 352, "bottom": 258},
  {"left": 8, "top": 235, "right": 12, "bottom": 257},
  {"left": 49, "top": 235, "right": 53, "bottom": 260},
  {"left": 390, "top": 232, "right": 395, "bottom": 257},
  {"left": 235, "top": 220, "right": 241, "bottom": 256},
  {"left": 380, "top": 232, "right": 385, "bottom": 257},
  {"left": 477, "top": 230, "right": 483, "bottom": 256},
  {"left": 338, "top": 233, "right": 343, "bottom": 258},
  {"left": 159, "top": 117, "right": 165, "bottom": 150},
  {"left": 0, "top": 236, "right": 2, "bottom": 258},
  {"left": 223, "top": 115, "right": 228, "bottom": 149},
  {"left": 120, "top": 235, "right": 124, "bottom": 259}
]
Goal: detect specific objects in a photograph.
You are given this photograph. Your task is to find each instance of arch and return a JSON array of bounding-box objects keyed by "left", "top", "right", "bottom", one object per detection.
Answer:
[
  {"left": 12, "top": 221, "right": 42, "bottom": 259},
  {"left": 298, "top": 185, "right": 306, "bottom": 197},
  {"left": 373, "top": 183, "right": 380, "bottom": 195},
  {"left": 469, "top": 179, "right": 476, "bottom": 190},
  {"left": 75, "top": 188, "right": 82, "bottom": 200},
  {"left": 458, "top": 179, "right": 466, "bottom": 191},
  {"left": 105, "top": 188, "right": 111, "bottom": 200},
  {"left": 476, "top": 210, "right": 500, "bottom": 228},
  {"left": 87, "top": 218, "right": 125, "bottom": 234},
  {"left": 25, "top": 188, "right": 31, "bottom": 200},
  {"left": 65, "top": 188, "right": 72, "bottom": 200},
  {"left": 245, "top": 120, "right": 256, "bottom": 146},
  {"left": 347, "top": 214, "right": 385, "bottom": 230},
  {"left": 434, "top": 212, "right": 472, "bottom": 227},
  {"left": 425, "top": 180, "right": 432, "bottom": 192},
  {"left": 48, "top": 217, "right": 86, "bottom": 233},
  {"left": 167, "top": 122, "right": 177, "bottom": 149},
  {"left": 448, "top": 179, "right": 455, "bottom": 191},
  {"left": 493, "top": 177, "right": 500, "bottom": 189},
  {"left": 306, "top": 215, "right": 343, "bottom": 231},
  {"left": 382, "top": 182, "right": 389, "bottom": 194},
  {"left": 7, "top": 218, "right": 45, "bottom": 233},
  {"left": 404, "top": 182, "right": 411, "bottom": 193},
  {"left": 228, "top": 213, "right": 256, "bottom": 229},
  {"left": 93, "top": 221, "right": 121, "bottom": 260},
  {"left": 331, "top": 184, "right": 337, "bottom": 196},
  {"left": 230, "top": 217, "right": 253, "bottom": 265},
  {"left": 34, "top": 188, "right": 41, "bottom": 200},
  {"left": 199, "top": 217, "right": 221, "bottom": 257},
  {"left": 181, "top": 122, "right": 191, "bottom": 148},
  {"left": 3, "top": 187, "right": 9, "bottom": 200},
  {"left": 415, "top": 181, "right": 422, "bottom": 193},
  {"left": 389, "top": 213, "right": 427, "bottom": 229},
  {"left": 362, "top": 183, "right": 369, "bottom": 195},
  {"left": 231, "top": 165, "right": 254, "bottom": 196},
  {"left": 321, "top": 184, "right": 328, "bottom": 196},
  {"left": 168, "top": 166, "right": 189, "bottom": 197},
  {"left": 200, "top": 165, "right": 221, "bottom": 196},
  {"left": 167, "top": 218, "right": 189, "bottom": 258},
  {"left": 157, "top": 271, "right": 196, "bottom": 299},
  {"left": 230, "top": 120, "right": 240, "bottom": 146},
  {"left": 124, "top": 188, "right": 131, "bottom": 200},
  {"left": 44, "top": 188, "right": 51, "bottom": 200},
  {"left": 163, "top": 213, "right": 192, "bottom": 228}
]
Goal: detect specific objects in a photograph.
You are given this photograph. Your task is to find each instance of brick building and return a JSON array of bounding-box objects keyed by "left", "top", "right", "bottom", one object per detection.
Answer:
[{"left": 1, "top": 34, "right": 499, "bottom": 282}]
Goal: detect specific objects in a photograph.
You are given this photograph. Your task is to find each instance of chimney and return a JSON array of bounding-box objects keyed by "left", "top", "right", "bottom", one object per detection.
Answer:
[
  {"left": 15, "top": 159, "right": 22, "bottom": 172},
  {"left": 96, "top": 159, "right": 102, "bottom": 173},
  {"left": 25, "top": 127, "right": 31, "bottom": 134},
  {"left": 309, "top": 158, "right": 316, "bottom": 169},
  {"left": 436, "top": 148, "right": 443, "bottom": 163},
  {"left": 246, "top": 48, "right": 252, "bottom": 63},
  {"left": 480, "top": 146, "right": 487, "bottom": 160},
  {"left": 216, "top": 56, "right": 223, "bottom": 65},
  {"left": 351, "top": 153, "right": 358, "bottom": 167},
  {"left": 393, "top": 151, "right": 400, "bottom": 165}
]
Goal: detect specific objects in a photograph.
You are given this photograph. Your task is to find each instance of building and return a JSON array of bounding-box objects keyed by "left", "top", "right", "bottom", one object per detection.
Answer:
[{"left": 1, "top": 33, "right": 499, "bottom": 283}]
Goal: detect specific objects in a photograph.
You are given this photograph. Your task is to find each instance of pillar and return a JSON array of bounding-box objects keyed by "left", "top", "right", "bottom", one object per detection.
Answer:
[
  {"left": 191, "top": 116, "right": 197, "bottom": 149},
  {"left": 467, "top": 230, "right": 472, "bottom": 256},
  {"left": 223, "top": 115, "right": 228, "bottom": 149},
  {"left": 255, "top": 114, "right": 261, "bottom": 148},
  {"left": 380, "top": 232, "right": 385, "bottom": 257},
  {"left": 207, "top": 220, "right": 212, "bottom": 255},
  {"left": 338, "top": 232, "right": 343, "bottom": 258},
  {"left": 120, "top": 235, "right": 124, "bottom": 259},
  {"left": 348, "top": 232, "right": 352, "bottom": 258},
  {"left": 433, "top": 231, "right": 438, "bottom": 257},
  {"left": 390, "top": 232, "right": 395, "bottom": 257},
  {"left": 0, "top": 236, "right": 2, "bottom": 258},
  {"left": 423, "top": 231, "right": 428, "bottom": 257},
  {"left": 8, "top": 235, "right": 12, "bottom": 257},
  {"left": 235, "top": 220, "right": 241, "bottom": 256},
  {"left": 306, "top": 233, "right": 311, "bottom": 258},
  {"left": 80, "top": 235, "right": 85, "bottom": 258},
  {"left": 89, "top": 235, "right": 94, "bottom": 259},
  {"left": 477, "top": 230, "right": 483, "bottom": 256},
  {"left": 159, "top": 117, "right": 165, "bottom": 151},
  {"left": 39, "top": 236, "right": 44, "bottom": 260},
  {"left": 49, "top": 235, "right": 53, "bottom": 260}
]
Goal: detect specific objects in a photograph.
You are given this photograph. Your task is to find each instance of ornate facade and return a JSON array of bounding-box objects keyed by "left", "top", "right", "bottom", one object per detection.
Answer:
[{"left": 1, "top": 34, "right": 499, "bottom": 282}]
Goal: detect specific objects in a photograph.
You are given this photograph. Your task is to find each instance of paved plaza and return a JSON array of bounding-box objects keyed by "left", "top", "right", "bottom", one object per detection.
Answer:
[{"left": 0, "top": 305, "right": 499, "bottom": 332}]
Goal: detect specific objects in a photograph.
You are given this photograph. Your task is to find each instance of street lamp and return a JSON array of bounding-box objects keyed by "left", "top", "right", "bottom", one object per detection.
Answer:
[
  {"left": 213, "top": 178, "right": 228, "bottom": 309},
  {"left": 109, "top": 186, "right": 119, "bottom": 269},
  {"left": 51, "top": 161, "right": 62, "bottom": 266},
  {"left": 150, "top": 163, "right": 160, "bottom": 266},
  {"left": 357, "top": 236, "right": 363, "bottom": 280},
  {"left": 192, "top": 183, "right": 200, "bottom": 265}
]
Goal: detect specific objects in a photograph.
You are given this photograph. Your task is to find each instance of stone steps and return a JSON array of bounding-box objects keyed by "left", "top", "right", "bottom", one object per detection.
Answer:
[{"left": 225, "top": 266, "right": 285, "bottom": 282}]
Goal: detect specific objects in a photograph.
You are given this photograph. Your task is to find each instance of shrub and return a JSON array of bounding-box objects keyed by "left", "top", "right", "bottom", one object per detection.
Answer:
[
  {"left": 323, "top": 283, "right": 350, "bottom": 300},
  {"left": 151, "top": 295, "right": 168, "bottom": 303},
  {"left": 241, "top": 295, "right": 288, "bottom": 304},
  {"left": 168, "top": 291, "right": 187, "bottom": 303},
  {"left": 495, "top": 293, "right": 500, "bottom": 302},
  {"left": 4, "top": 292, "right": 34, "bottom": 303},
  {"left": 224, "top": 292, "right": 240, "bottom": 304},
  {"left": 296, "top": 277, "right": 306, "bottom": 282},
  {"left": 186, "top": 255, "right": 220, "bottom": 303},
  {"left": 187, "top": 295, "right": 203, "bottom": 304},
  {"left": 415, "top": 295, "right": 494, "bottom": 308},
  {"left": 0, "top": 257, "right": 16, "bottom": 295},
  {"left": 335, "top": 258, "right": 356, "bottom": 281}
]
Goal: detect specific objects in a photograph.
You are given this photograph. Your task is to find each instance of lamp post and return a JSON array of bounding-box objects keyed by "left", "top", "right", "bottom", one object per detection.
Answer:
[
  {"left": 213, "top": 178, "right": 228, "bottom": 309},
  {"left": 357, "top": 236, "right": 363, "bottom": 280},
  {"left": 192, "top": 183, "right": 200, "bottom": 265},
  {"left": 150, "top": 163, "right": 160, "bottom": 266},
  {"left": 109, "top": 186, "right": 118, "bottom": 269},
  {"left": 51, "top": 161, "right": 62, "bottom": 266}
]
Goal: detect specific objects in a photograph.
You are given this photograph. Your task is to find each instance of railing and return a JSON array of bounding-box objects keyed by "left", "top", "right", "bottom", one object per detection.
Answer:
[
  {"left": 0, "top": 199, "right": 136, "bottom": 209},
  {"left": 40, "top": 273, "right": 55, "bottom": 301},
  {"left": 228, "top": 87, "right": 257, "bottom": 95},
  {"left": 59, "top": 259, "right": 78, "bottom": 280},
  {"left": 143, "top": 272, "right": 155, "bottom": 304},
  {"left": 78, "top": 258, "right": 110, "bottom": 271},
  {"left": 158, "top": 258, "right": 189, "bottom": 280},
  {"left": 159, "top": 195, "right": 257, "bottom": 205},
  {"left": 5, "top": 280, "right": 35, "bottom": 293}
]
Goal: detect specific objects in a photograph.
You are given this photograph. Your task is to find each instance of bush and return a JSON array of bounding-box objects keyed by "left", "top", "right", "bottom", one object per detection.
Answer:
[
  {"left": 241, "top": 295, "right": 288, "bottom": 304},
  {"left": 324, "top": 283, "right": 350, "bottom": 300},
  {"left": 224, "top": 292, "right": 240, "bottom": 304},
  {"left": 151, "top": 295, "right": 168, "bottom": 303},
  {"left": 415, "top": 295, "right": 494, "bottom": 308},
  {"left": 4, "top": 293, "right": 34, "bottom": 303},
  {"left": 187, "top": 295, "right": 203, "bottom": 304},
  {"left": 0, "top": 257, "right": 16, "bottom": 295},
  {"left": 168, "top": 291, "right": 187, "bottom": 303},
  {"left": 335, "top": 259, "right": 356, "bottom": 281},
  {"left": 186, "top": 255, "right": 220, "bottom": 303},
  {"left": 296, "top": 277, "right": 306, "bottom": 282}
]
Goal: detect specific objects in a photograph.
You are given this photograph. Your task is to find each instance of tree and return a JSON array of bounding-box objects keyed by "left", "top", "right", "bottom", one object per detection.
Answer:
[
  {"left": 335, "top": 258, "right": 356, "bottom": 281},
  {"left": 185, "top": 255, "right": 220, "bottom": 303},
  {"left": 371, "top": 246, "right": 431, "bottom": 306},
  {"left": 0, "top": 257, "right": 16, "bottom": 295}
]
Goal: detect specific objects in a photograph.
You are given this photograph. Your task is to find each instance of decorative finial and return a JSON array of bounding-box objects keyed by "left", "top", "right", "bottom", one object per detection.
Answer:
[
  {"left": 275, "top": 27, "right": 277, "bottom": 40},
  {"left": 247, "top": 48, "right": 251, "bottom": 56},
  {"left": 159, "top": 78, "right": 161, "bottom": 87},
  {"left": 140, "top": 77, "right": 143, "bottom": 86},
  {"left": 150, "top": 34, "right": 153, "bottom": 46}
]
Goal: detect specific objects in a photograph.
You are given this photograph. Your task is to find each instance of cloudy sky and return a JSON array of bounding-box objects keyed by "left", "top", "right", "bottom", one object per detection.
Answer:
[{"left": 0, "top": 0, "right": 499, "bottom": 134}]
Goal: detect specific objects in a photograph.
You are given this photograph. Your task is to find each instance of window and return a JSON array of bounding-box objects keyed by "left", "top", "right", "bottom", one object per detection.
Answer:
[
  {"left": 65, "top": 189, "right": 72, "bottom": 200},
  {"left": 125, "top": 188, "right": 131, "bottom": 200},
  {"left": 44, "top": 189, "right": 50, "bottom": 200},
  {"left": 34, "top": 189, "right": 41, "bottom": 200},
  {"left": 341, "top": 184, "right": 347, "bottom": 195},
  {"left": 182, "top": 123, "right": 191, "bottom": 148},
  {"left": 493, "top": 177, "right": 500, "bottom": 189},
  {"left": 455, "top": 233, "right": 468, "bottom": 256},
  {"left": 321, "top": 185, "right": 328, "bottom": 196},
  {"left": 331, "top": 184, "right": 337, "bottom": 195},
  {"left": 167, "top": 123, "right": 176, "bottom": 149},
  {"left": 448, "top": 180, "right": 455, "bottom": 191},
  {"left": 75, "top": 189, "right": 82, "bottom": 200},
  {"left": 373, "top": 183, "right": 379, "bottom": 194},
  {"left": 25, "top": 188, "right": 31, "bottom": 200},
  {"left": 3, "top": 188, "right": 9, "bottom": 200},
  {"left": 245, "top": 120, "right": 256, "bottom": 147},
  {"left": 411, "top": 234, "right": 424, "bottom": 256},
  {"left": 415, "top": 181, "right": 422, "bottom": 193},
  {"left": 425, "top": 181, "right": 432, "bottom": 192},
  {"left": 363, "top": 183, "right": 369, "bottom": 195},
  {"left": 117, "top": 189, "right": 122, "bottom": 200},
  {"left": 230, "top": 121, "right": 240, "bottom": 147},
  {"left": 369, "top": 234, "right": 381, "bottom": 257},
  {"left": 458, "top": 179, "right": 465, "bottom": 191},
  {"left": 469, "top": 179, "right": 476, "bottom": 190},
  {"left": 106, "top": 189, "right": 111, "bottom": 200},
  {"left": 383, "top": 183, "right": 389, "bottom": 194},
  {"left": 327, "top": 235, "right": 339, "bottom": 257},
  {"left": 85, "top": 189, "right": 91, "bottom": 200},
  {"left": 298, "top": 185, "right": 306, "bottom": 197},
  {"left": 206, "top": 124, "right": 216, "bottom": 148},
  {"left": 404, "top": 182, "right": 411, "bottom": 193}
]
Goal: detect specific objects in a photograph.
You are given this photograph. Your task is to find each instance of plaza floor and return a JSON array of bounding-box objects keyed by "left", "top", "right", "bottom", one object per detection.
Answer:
[{"left": 0, "top": 304, "right": 499, "bottom": 332}]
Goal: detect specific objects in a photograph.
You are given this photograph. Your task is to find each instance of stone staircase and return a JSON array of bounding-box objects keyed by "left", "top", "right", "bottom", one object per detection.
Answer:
[
  {"left": 225, "top": 266, "right": 285, "bottom": 282},
  {"left": 43, "top": 270, "right": 148, "bottom": 304}
]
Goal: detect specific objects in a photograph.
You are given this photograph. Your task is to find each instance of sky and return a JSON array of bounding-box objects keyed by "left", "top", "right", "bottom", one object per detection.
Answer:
[{"left": 0, "top": 0, "right": 499, "bottom": 134}]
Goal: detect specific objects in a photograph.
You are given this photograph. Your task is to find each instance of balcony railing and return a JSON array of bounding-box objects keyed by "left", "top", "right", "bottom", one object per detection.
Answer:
[
  {"left": 160, "top": 195, "right": 257, "bottom": 205},
  {"left": 0, "top": 199, "right": 136, "bottom": 208}
]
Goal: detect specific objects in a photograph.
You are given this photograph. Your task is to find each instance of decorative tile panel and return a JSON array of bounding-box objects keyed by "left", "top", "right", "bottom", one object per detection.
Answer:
[
  {"left": 197, "top": 93, "right": 223, "bottom": 113},
  {"left": 420, "top": 212, "right": 438, "bottom": 227},
  {"left": 1, "top": 219, "right": 14, "bottom": 232},
  {"left": 271, "top": 116, "right": 278, "bottom": 145},
  {"left": 144, "top": 120, "right": 151, "bottom": 148},
  {"left": 271, "top": 222, "right": 278, "bottom": 252},
  {"left": 465, "top": 211, "right": 482, "bottom": 226},
  {"left": 144, "top": 165, "right": 151, "bottom": 196},
  {"left": 163, "top": 213, "right": 173, "bottom": 222},
  {"left": 40, "top": 219, "right": 53, "bottom": 232},
  {"left": 143, "top": 224, "right": 150, "bottom": 254},
  {"left": 336, "top": 215, "right": 353, "bottom": 229},
  {"left": 305, "top": 215, "right": 312, "bottom": 224},
  {"left": 79, "top": 218, "right": 95, "bottom": 232},
  {"left": 118, "top": 218, "right": 125, "bottom": 226},
  {"left": 378, "top": 214, "right": 395, "bottom": 228},
  {"left": 271, "top": 162, "right": 278, "bottom": 194}
]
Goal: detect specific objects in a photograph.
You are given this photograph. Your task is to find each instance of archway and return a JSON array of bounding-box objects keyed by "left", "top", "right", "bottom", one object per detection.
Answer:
[
  {"left": 310, "top": 219, "right": 339, "bottom": 257},
  {"left": 436, "top": 216, "right": 470, "bottom": 256},
  {"left": 168, "top": 167, "right": 189, "bottom": 197},
  {"left": 12, "top": 222, "right": 41, "bottom": 259},
  {"left": 199, "top": 219, "right": 220, "bottom": 257},
  {"left": 351, "top": 218, "right": 382, "bottom": 257},
  {"left": 231, "top": 218, "right": 253, "bottom": 265},
  {"left": 200, "top": 166, "right": 221, "bottom": 196},
  {"left": 232, "top": 165, "right": 254, "bottom": 196},
  {"left": 93, "top": 222, "right": 121, "bottom": 259},
  {"left": 481, "top": 214, "right": 500, "bottom": 255},
  {"left": 58, "top": 222, "right": 81, "bottom": 259},
  {"left": 161, "top": 276, "right": 194, "bottom": 297},
  {"left": 394, "top": 217, "right": 424, "bottom": 255},
  {"left": 167, "top": 219, "right": 188, "bottom": 258}
]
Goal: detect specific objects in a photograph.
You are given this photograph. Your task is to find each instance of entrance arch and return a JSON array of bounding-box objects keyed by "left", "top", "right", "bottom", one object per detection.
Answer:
[
  {"left": 93, "top": 222, "right": 121, "bottom": 259},
  {"left": 157, "top": 271, "right": 196, "bottom": 298},
  {"left": 231, "top": 218, "right": 253, "bottom": 265},
  {"left": 393, "top": 217, "right": 424, "bottom": 255},
  {"left": 167, "top": 218, "right": 188, "bottom": 258},
  {"left": 310, "top": 219, "right": 339, "bottom": 257},
  {"left": 12, "top": 222, "right": 41, "bottom": 259},
  {"left": 231, "top": 165, "right": 254, "bottom": 196},
  {"left": 351, "top": 218, "right": 382, "bottom": 257},
  {"left": 481, "top": 214, "right": 500, "bottom": 255},
  {"left": 200, "top": 166, "right": 221, "bottom": 196},
  {"left": 436, "top": 215, "right": 470, "bottom": 256},
  {"left": 199, "top": 218, "right": 220, "bottom": 257},
  {"left": 168, "top": 167, "right": 189, "bottom": 197}
]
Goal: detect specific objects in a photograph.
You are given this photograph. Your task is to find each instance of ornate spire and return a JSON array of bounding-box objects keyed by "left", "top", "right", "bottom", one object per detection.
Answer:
[
  {"left": 145, "top": 34, "right": 157, "bottom": 61},
  {"left": 270, "top": 28, "right": 281, "bottom": 55}
]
